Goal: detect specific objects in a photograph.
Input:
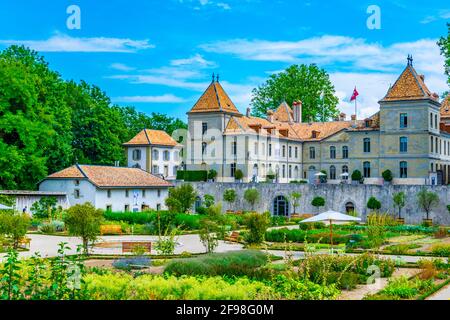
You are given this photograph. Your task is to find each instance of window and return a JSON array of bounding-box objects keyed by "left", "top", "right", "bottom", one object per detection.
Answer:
[
  {"left": 125, "top": 189, "right": 129, "bottom": 198},
  {"left": 309, "top": 147, "right": 315, "bottom": 159},
  {"left": 430, "top": 113, "right": 433, "bottom": 128},
  {"left": 152, "top": 165, "right": 159, "bottom": 174},
  {"left": 400, "top": 137, "right": 408, "bottom": 153},
  {"left": 342, "top": 165, "right": 349, "bottom": 180},
  {"left": 435, "top": 114, "right": 438, "bottom": 129},
  {"left": 342, "top": 146, "right": 348, "bottom": 159},
  {"left": 107, "top": 190, "right": 111, "bottom": 198},
  {"left": 106, "top": 205, "right": 112, "bottom": 212},
  {"left": 74, "top": 189, "right": 80, "bottom": 199},
  {"left": 363, "top": 138, "right": 371, "bottom": 153},
  {"left": 254, "top": 142, "right": 258, "bottom": 155},
  {"left": 132, "top": 149, "right": 141, "bottom": 161},
  {"left": 330, "top": 165, "right": 336, "bottom": 179},
  {"left": 202, "top": 142, "right": 207, "bottom": 155},
  {"left": 262, "top": 143, "right": 266, "bottom": 156},
  {"left": 400, "top": 113, "right": 408, "bottom": 128},
  {"left": 365, "top": 120, "right": 370, "bottom": 128},
  {"left": 282, "top": 165, "right": 286, "bottom": 178},
  {"left": 202, "top": 122, "right": 207, "bottom": 135},
  {"left": 282, "top": 145, "right": 286, "bottom": 157},
  {"left": 156, "top": 204, "right": 161, "bottom": 211},
  {"left": 152, "top": 149, "right": 159, "bottom": 161},
  {"left": 164, "top": 165, "right": 169, "bottom": 177},
  {"left": 431, "top": 163, "right": 434, "bottom": 172},
  {"left": 400, "top": 161, "right": 408, "bottom": 178},
  {"left": 142, "top": 189, "right": 146, "bottom": 198},
  {"left": 163, "top": 150, "right": 170, "bottom": 161},
  {"left": 330, "top": 146, "right": 336, "bottom": 159},
  {"left": 74, "top": 180, "right": 80, "bottom": 186},
  {"left": 289, "top": 146, "right": 292, "bottom": 158},
  {"left": 173, "top": 165, "right": 178, "bottom": 176},
  {"left": 363, "top": 162, "right": 371, "bottom": 178},
  {"left": 124, "top": 204, "right": 130, "bottom": 212},
  {"left": 288, "top": 165, "right": 292, "bottom": 178},
  {"left": 268, "top": 144, "right": 272, "bottom": 156},
  {"left": 230, "top": 163, "right": 236, "bottom": 177},
  {"left": 174, "top": 151, "right": 179, "bottom": 161},
  {"left": 431, "top": 136, "right": 434, "bottom": 153},
  {"left": 157, "top": 189, "right": 161, "bottom": 197},
  {"left": 231, "top": 141, "right": 237, "bottom": 155},
  {"left": 295, "top": 147, "right": 298, "bottom": 158}
]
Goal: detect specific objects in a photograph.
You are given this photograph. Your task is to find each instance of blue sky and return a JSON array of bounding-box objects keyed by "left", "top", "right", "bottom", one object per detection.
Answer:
[{"left": 0, "top": 0, "right": 449, "bottom": 120}]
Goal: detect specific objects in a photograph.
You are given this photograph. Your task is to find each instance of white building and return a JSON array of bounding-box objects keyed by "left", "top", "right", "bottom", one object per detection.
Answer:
[
  {"left": 39, "top": 164, "right": 172, "bottom": 212},
  {"left": 0, "top": 190, "right": 69, "bottom": 214},
  {"left": 123, "top": 129, "right": 182, "bottom": 180}
]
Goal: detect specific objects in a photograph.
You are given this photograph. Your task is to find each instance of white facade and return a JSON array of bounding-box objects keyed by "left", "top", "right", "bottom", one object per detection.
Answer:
[
  {"left": 127, "top": 146, "right": 181, "bottom": 180},
  {"left": 39, "top": 178, "right": 169, "bottom": 212}
]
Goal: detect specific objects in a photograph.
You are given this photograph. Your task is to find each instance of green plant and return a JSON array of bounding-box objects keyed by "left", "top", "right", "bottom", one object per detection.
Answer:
[
  {"left": 244, "top": 188, "right": 260, "bottom": 211},
  {"left": 64, "top": 203, "right": 103, "bottom": 254},
  {"left": 311, "top": 196, "right": 325, "bottom": 212},
  {"left": 165, "top": 183, "right": 197, "bottom": 213},
  {"left": 0, "top": 211, "right": 31, "bottom": 249},
  {"left": 244, "top": 212, "right": 271, "bottom": 244},
  {"left": 382, "top": 169, "right": 393, "bottom": 182},
  {"left": 430, "top": 244, "right": 450, "bottom": 257},
  {"left": 198, "top": 204, "right": 226, "bottom": 253},
  {"left": 351, "top": 170, "right": 362, "bottom": 182},
  {"left": 417, "top": 189, "right": 439, "bottom": 220},
  {"left": 223, "top": 189, "right": 237, "bottom": 211},
  {"left": 393, "top": 192, "right": 406, "bottom": 219},
  {"left": 0, "top": 248, "right": 22, "bottom": 300},
  {"left": 176, "top": 170, "right": 207, "bottom": 182},
  {"left": 367, "top": 196, "right": 381, "bottom": 212},
  {"left": 203, "top": 194, "right": 215, "bottom": 208},
  {"left": 234, "top": 169, "right": 244, "bottom": 181},
  {"left": 207, "top": 169, "right": 217, "bottom": 181},
  {"left": 290, "top": 192, "right": 301, "bottom": 214},
  {"left": 30, "top": 196, "right": 62, "bottom": 219}
]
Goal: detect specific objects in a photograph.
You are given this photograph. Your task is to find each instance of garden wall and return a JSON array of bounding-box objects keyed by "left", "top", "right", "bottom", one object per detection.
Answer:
[{"left": 175, "top": 182, "right": 450, "bottom": 225}]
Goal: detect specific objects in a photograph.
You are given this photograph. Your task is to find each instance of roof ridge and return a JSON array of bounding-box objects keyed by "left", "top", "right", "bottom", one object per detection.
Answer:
[
  {"left": 408, "top": 65, "right": 427, "bottom": 97},
  {"left": 212, "top": 82, "right": 223, "bottom": 111},
  {"left": 143, "top": 128, "right": 152, "bottom": 144},
  {"left": 75, "top": 164, "right": 88, "bottom": 179}
]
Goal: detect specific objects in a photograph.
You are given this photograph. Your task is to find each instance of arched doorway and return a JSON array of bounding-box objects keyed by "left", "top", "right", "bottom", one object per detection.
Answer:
[
  {"left": 194, "top": 196, "right": 202, "bottom": 212},
  {"left": 345, "top": 202, "right": 355, "bottom": 214},
  {"left": 273, "top": 195, "right": 289, "bottom": 216}
]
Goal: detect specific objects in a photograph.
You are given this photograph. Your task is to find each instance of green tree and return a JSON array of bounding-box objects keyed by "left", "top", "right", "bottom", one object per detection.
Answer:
[
  {"left": 234, "top": 169, "right": 244, "bottom": 181},
  {"left": 393, "top": 192, "right": 406, "bottom": 219},
  {"left": 311, "top": 196, "right": 325, "bottom": 212},
  {"left": 382, "top": 170, "right": 393, "bottom": 182},
  {"left": 64, "top": 203, "right": 103, "bottom": 254},
  {"left": 351, "top": 170, "right": 362, "bottom": 182},
  {"left": 250, "top": 64, "right": 339, "bottom": 120},
  {"left": 244, "top": 188, "right": 260, "bottom": 211},
  {"left": 367, "top": 196, "right": 382, "bottom": 212},
  {"left": 30, "top": 196, "right": 58, "bottom": 219},
  {"left": 243, "top": 212, "right": 271, "bottom": 244},
  {"left": 199, "top": 204, "right": 226, "bottom": 253},
  {"left": 438, "top": 23, "right": 450, "bottom": 86},
  {"left": 417, "top": 189, "right": 439, "bottom": 220},
  {"left": 223, "top": 189, "right": 237, "bottom": 211},
  {"left": 0, "top": 211, "right": 30, "bottom": 249},
  {"left": 203, "top": 194, "right": 215, "bottom": 208},
  {"left": 207, "top": 169, "right": 217, "bottom": 181},
  {"left": 290, "top": 192, "right": 302, "bottom": 214},
  {"left": 165, "top": 184, "right": 197, "bottom": 213}
]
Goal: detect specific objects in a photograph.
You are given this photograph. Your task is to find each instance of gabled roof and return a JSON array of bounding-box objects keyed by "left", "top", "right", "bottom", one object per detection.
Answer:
[
  {"left": 440, "top": 95, "right": 450, "bottom": 118},
  {"left": 272, "top": 102, "right": 294, "bottom": 122},
  {"left": 380, "top": 63, "right": 434, "bottom": 102},
  {"left": 123, "top": 129, "right": 179, "bottom": 147},
  {"left": 188, "top": 81, "right": 241, "bottom": 114},
  {"left": 45, "top": 165, "right": 172, "bottom": 188},
  {"left": 290, "top": 121, "right": 355, "bottom": 141}
]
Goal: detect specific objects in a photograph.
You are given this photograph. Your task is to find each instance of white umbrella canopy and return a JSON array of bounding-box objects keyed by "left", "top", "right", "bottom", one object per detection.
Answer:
[
  {"left": 340, "top": 172, "right": 349, "bottom": 177},
  {"left": 300, "top": 210, "right": 361, "bottom": 223},
  {"left": 314, "top": 172, "right": 326, "bottom": 176},
  {"left": 300, "top": 210, "right": 361, "bottom": 249},
  {"left": 0, "top": 203, "right": 13, "bottom": 210}
]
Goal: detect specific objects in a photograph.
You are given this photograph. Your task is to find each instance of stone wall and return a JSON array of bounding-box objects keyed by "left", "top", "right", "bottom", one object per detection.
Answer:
[{"left": 175, "top": 182, "right": 450, "bottom": 225}]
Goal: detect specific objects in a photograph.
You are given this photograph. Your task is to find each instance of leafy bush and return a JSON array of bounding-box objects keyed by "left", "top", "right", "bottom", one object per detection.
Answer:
[
  {"left": 112, "top": 256, "right": 152, "bottom": 270},
  {"left": 207, "top": 169, "right": 217, "bottom": 180},
  {"left": 311, "top": 196, "right": 325, "bottom": 209},
  {"left": 385, "top": 244, "right": 420, "bottom": 255},
  {"left": 243, "top": 212, "right": 270, "bottom": 244},
  {"left": 244, "top": 188, "right": 260, "bottom": 210},
  {"left": 377, "top": 276, "right": 434, "bottom": 299},
  {"left": 430, "top": 244, "right": 450, "bottom": 257},
  {"left": 164, "top": 251, "right": 269, "bottom": 278},
  {"left": 165, "top": 184, "right": 197, "bottom": 213},
  {"left": 382, "top": 169, "right": 393, "bottom": 182},
  {"left": 234, "top": 169, "right": 244, "bottom": 180},
  {"left": 265, "top": 228, "right": 350, "bottom": 244},
  {"left": 39, "top": 222, "right": 56, "bottom": 234},
  {"left": 351, "top": 170, "right": 362, "bottom": 182},
  {"left": 176, "top": 170, "right": 207, "bottom": 182},
  {"left": 367, "top": 197, "right": 381, "bottom": 211}
]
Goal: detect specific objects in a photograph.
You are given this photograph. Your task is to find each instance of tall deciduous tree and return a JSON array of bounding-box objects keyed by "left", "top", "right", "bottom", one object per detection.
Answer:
[
  {"left": 251, "top": 64, "right": 339, "bottom": 121},
  {"left": 438, "top": 23, "right": 450, "bottom": 86}
]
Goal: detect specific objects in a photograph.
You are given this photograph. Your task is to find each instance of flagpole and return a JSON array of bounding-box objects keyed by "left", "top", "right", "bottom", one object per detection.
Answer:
[{"left": 354, "top": 87, "right": 357, "bottom": 125}]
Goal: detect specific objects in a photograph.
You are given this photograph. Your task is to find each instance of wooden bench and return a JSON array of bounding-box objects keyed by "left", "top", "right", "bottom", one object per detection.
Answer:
[
  {"left": 290, "top": 213, "right": 314, "bottom": 219},
  {"left": 224, "top": 231, "right": 240, "bottom": 243},
  {"left": 121, "top": 241, "right": 152, "bottom": 254},
  {"left": 100, "top": 225, "right": 122, "bottom": 235},
  {"left": 19, "top": 237, "right": 31, "bottom": 249}
]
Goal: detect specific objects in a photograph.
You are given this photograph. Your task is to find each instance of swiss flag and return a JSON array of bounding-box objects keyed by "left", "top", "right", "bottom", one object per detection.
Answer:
[{"left": 350, "top": 87, "right": 359, "bottom": 101}]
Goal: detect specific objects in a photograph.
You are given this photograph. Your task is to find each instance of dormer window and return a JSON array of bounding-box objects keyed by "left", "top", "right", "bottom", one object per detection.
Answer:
[
  {"left": 365, "top": 119, "right": 371, "bottom": 128},
  {"left": 311, "top": 130, "right": 320, "bottom": 139}
]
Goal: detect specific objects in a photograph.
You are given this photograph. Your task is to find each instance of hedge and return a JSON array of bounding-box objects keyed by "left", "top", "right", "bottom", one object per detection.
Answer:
[
  {"left": 265, "top": 228, "right": 351, "bottom": 244},
  {"left": 176, "top": 170, "right": 207, "bottom": 181}
]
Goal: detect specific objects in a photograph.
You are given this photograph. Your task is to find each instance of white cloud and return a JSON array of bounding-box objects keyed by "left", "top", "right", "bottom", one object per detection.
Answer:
[
  {"left": 0, "top": 33, "right": 154, "bottom": 53},
  {"left": 170, "top": 53, "right": 216, "bottom": 67},
  {"left": 217, "top": 2, "right": 231, "bottom": 10},
  {"left": 113, "top": 94, "right": 186, "bottom": 103},
  {"left": 110, "top": 63, "right": 135, "bottom": 71},
  {"left": 420, "top": 10, "right": 450, "bottom": 24}
]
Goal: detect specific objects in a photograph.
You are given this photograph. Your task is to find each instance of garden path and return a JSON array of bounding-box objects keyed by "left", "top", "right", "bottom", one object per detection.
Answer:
[{"left": 426, "top": 283, "right": 450, "bottom": 300}]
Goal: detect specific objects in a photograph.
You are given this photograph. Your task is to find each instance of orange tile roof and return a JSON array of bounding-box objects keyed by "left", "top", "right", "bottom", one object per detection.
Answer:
[
  {"left": 272, "top": 102, "right": 294, "bottom": 122},
  {"left": 123, "top": 129, "right": 179, "bottom": 146},
  {"left": 188, "top": 81, "right": 241, "bottom": 114},
  {"left": 46, "top": 165, "right": 172, "bottom": 188},
  {"left": 440, "top": 95, "right": 450, "bottom": 118},
  {"left": 381, "top": 64, "right": 434, "bottom": 102},
  {"left": 290, "top": 121, "right": 354, "bottom": 140}
]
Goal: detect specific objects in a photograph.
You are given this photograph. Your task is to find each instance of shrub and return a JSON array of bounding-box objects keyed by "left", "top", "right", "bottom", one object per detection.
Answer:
[
  {"left": 0, "top": 211, "right": 31, "bottom": 249},
  {"left": 203, "top": 194, "right": 215, "bottom": 208},
  {"left": 243, "top": 212, "right": 271, "bottom": 244},
  {"left": 311, "top": 197, "right": 325, "bottom": 211},
  {"left": 244, "top": 188, "right": 260, "bottom": 210},
  {"left": 112, "top": 256, "right": 151, "bottom": 270},
  {"left": 351, "top": 170, "right": 362, "bottom": 182},
  {"left": 164, "top": 250, "right": 269, "bottom": 277},
  {"left": 379, "top": 276, "right": 434, "bottom": 299},
  {"left": 38, "top": 220, "right": 65, "bottom": 234},
  {"left": 434, "top": 227, "right": 448, "bottom": 239},
  {"left": 417, "top": 189, "right": 439, "bottom": 220},
  {"left": 385, "top": 244, "right": 420, "bottom": 255},
  {"left": 234, "top": 169, "right": 244, "bottom": 181},
  {"left": 382, "top": 169, "right": 393, "bottom": 182},
  {"left": 165, "top": 184, "right": 197, "bottom": 213},
  {"left": 367, "top": 196, "right": 381, "bottom": 211},
  {"left": 223, "top": 189, "right": 237, "bottom": 210},
  {"left": 207, "top": 169, "right": 217, "bottom": 181},
  {"left": 430, "top": 244, "right": 450, "bottom": 257},
  {"left": 176, "top": 170, "right": 207, "bottom": 182}
]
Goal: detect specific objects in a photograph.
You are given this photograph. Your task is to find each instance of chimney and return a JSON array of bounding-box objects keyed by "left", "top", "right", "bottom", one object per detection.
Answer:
[
  {"left": 114, "top": 160, "right": 120, "bottom": 167},
  {"left": 267, "top": 110, "right": 274, "bottom": 123},
  {"left": 293, "top": 100, "right": 302, "bottom": 123},
  {"left": 351, "top": 114, "right": 356, "bottom": 121},
  {"left": 246, "top": 107, "right": 251, "bottom": 117},
  {"left": 339, "top": 112, "right": 346, "bottom": 121},
  {"left": 419, "top": 74, "right": 425, "bottom": 82}
]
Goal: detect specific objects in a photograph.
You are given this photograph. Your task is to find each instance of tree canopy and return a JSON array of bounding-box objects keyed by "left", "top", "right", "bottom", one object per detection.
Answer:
[
  {"left": 0, "top": 45, "right": 187, "bottom": 190},
  {"left": 438, "top": 23, "right": 450, "bottom": 87},
  {"left": 250, "top": 64, "right": 340, "bottom": 121}
]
